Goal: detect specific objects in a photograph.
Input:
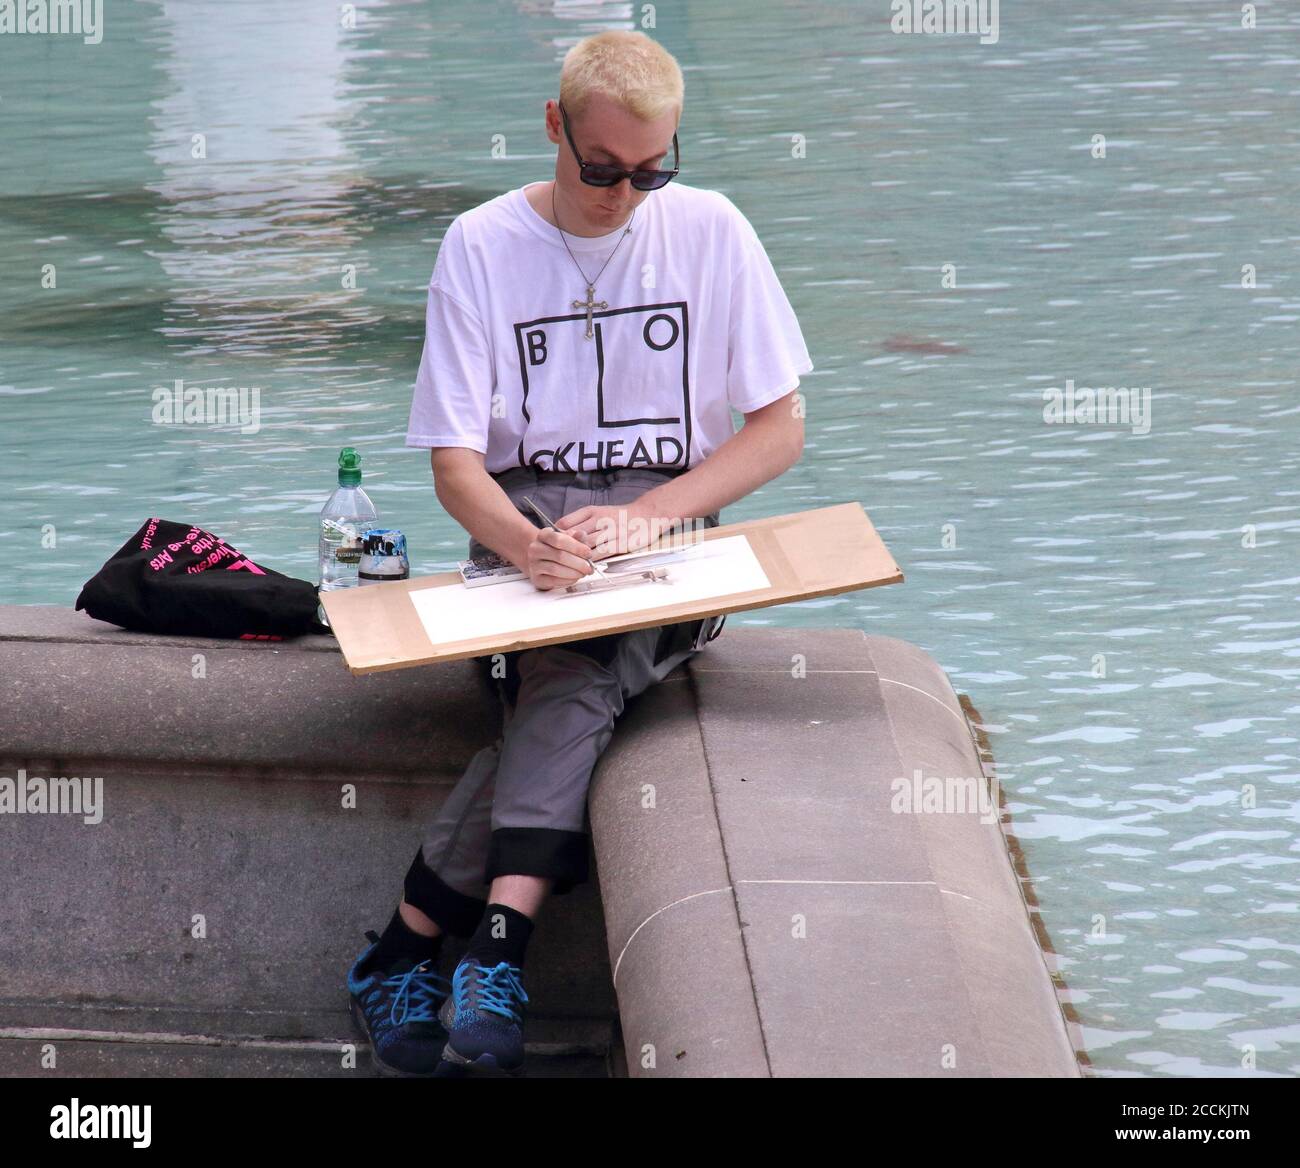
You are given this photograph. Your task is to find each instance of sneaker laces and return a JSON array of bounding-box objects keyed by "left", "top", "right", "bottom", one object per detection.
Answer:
[
  {"left": 467, "top": 961, "right": 530, "bottom": 1023},
  {"left": 384, "top": 961, "right": 451, "bottom": 1027}
]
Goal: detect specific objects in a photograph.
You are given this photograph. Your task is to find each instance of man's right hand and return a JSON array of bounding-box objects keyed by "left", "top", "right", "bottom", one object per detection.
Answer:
[
  {"left": 431, "top": 449, "right": 600, "bottom": 593},
  {"left": 520, "top": 525, "right": 598, "bottom": 591}
]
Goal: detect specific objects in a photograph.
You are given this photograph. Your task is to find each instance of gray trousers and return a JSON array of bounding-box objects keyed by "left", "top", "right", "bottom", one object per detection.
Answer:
[{"left": 402, "top": 466, "right": 723, "bottom": 937}]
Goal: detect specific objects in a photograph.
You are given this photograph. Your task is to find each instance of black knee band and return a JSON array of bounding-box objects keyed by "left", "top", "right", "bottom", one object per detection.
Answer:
[
  {"left": 403, "top": 846, "right": 488, "bottom": 938},
  {"left": 485, "top": 828, "right": 590, "bottom": 897}
]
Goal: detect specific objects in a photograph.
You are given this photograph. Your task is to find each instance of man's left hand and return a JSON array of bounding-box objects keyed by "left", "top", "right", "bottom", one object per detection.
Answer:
[{"left": 555, "top": 499, "right": 673, "bottom": 559}]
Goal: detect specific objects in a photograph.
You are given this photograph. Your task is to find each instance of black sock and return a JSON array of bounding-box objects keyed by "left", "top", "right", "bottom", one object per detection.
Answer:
[
  {"left": 465, "top": 903, "right": 534, "bottom": 969},
  {"left": 366, "top": 907, "right": 442, "bottom": 975}
]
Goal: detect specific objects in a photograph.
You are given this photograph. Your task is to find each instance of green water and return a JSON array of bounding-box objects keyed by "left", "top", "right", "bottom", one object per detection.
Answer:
[{"left": 2, "top": 1, "right": 1299, "bottom": 1076}]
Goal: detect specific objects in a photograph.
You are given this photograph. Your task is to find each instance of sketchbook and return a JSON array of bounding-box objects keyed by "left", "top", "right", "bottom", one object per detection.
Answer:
[{"left": 320, "top": 502, "right": 903, "bottom": 675}]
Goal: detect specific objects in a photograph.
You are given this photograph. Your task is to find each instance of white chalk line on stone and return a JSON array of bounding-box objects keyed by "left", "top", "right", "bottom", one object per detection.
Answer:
[
  {"left": 614, "top": 879, "right": 987, "bottom": 982},
  {"left": 688, "top": 667, "right": 965, "bottom": 725}
]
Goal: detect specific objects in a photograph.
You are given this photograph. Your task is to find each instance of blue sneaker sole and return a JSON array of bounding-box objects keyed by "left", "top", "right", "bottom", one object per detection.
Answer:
[
  {"left": 435, "top": 1044, "right": 527, "bottom": 1078},
  {"left": 348, "top": 995, "right": 447, "bottom": 1078}
]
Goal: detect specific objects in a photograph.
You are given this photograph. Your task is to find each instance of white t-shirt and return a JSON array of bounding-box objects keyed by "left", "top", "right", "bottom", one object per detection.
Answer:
[{"left": 406, "top": 180, "right": 813, "bottom": 474}]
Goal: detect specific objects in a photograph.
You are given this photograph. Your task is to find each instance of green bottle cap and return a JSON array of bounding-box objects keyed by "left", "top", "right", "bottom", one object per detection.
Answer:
[{"left": 337, "top": 446, "right": 362, "bottom": 487}]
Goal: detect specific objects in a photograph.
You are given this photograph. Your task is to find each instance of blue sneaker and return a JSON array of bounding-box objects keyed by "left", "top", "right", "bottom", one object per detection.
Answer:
[
  {"left": 437, "top": 956, "right": 530, "bottom": 1076},
  {"left": 348, "top": 931, "right": 452, "bottom": 1077}
]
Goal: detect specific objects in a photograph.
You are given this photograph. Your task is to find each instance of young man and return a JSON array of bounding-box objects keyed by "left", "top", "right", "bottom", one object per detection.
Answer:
[{"left": 348, "top": 29, "right": 812, "bottom": 1077}]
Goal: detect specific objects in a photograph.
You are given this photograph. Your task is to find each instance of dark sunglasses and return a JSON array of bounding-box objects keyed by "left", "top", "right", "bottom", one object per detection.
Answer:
[{"left": 558, "top": 100, "right": 680, "bottom": 191}]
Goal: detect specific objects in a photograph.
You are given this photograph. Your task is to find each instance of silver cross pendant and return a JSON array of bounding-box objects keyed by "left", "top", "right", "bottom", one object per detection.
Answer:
[{"left": 572, "top": 285, "right": 608, "bottom": 340}]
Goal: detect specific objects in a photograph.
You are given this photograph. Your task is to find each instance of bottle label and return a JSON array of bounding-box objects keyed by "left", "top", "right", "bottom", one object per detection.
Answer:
[{"left": 329, "top": 522, "right": 365, "bottom": 564}]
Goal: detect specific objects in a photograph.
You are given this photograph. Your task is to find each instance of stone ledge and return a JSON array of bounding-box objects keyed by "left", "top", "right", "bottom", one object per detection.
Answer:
[
  {"left": 0, "top": 606, "right": 1079, "bottom": 1077},
  {"left": 0, "top": 605, "right": 342, "bottom": 651},
  {"left": 590, "top": 627, "right": 1080, "bottom": 1078},
  {"left": 1, "top": 605, "right": 494, "bottom": 776},
  {"left": 0, "top": 605, "right": 617, "bottom": 1045}
]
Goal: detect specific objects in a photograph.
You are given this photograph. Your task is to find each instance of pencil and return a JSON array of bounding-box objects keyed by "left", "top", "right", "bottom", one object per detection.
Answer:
[{"left": 521, "top": 496, "right": 610, "bottom": 581}]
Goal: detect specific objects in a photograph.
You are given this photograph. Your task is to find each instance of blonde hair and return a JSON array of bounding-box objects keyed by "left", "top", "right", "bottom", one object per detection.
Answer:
[{"left": 559, "top": 31, "right": 684, "bottom": 124}]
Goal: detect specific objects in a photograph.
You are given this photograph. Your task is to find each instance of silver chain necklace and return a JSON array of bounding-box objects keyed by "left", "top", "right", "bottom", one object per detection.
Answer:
[{"left": 552, "top": 182, "right": 636, "bottom": 340}]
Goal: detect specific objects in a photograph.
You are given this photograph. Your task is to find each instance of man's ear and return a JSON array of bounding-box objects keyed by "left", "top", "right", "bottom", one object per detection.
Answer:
[{"left": 544, "top": 99, "right": 562, "bottom": 146}]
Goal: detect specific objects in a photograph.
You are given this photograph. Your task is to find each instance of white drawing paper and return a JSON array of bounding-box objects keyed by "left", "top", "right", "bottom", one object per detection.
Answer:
[{"left": 409, "top": 534, "right": 770, "bottom": 646}]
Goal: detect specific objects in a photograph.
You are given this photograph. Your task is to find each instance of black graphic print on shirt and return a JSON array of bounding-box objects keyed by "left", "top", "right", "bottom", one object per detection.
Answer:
[{"left": 512, "top": 300, "right": 692, "bottom": 472}]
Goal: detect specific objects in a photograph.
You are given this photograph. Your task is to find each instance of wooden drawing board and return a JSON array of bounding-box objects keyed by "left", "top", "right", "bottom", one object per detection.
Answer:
[{"left": 320, "top": 502, "right": 903, "bottom": 675}]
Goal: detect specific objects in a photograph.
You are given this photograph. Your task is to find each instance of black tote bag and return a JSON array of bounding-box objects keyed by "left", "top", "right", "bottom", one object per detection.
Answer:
[{"left": 75, "top": 518, "right": 328, "bottom": 640}]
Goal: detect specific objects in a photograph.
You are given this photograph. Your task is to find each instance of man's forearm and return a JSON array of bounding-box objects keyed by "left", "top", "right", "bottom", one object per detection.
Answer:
[
  {"left": 432, "top": 452, "right": 538, "bottom": 568},
  {"left": 635, "top": 401, "right": 803, "bottom": 524}
]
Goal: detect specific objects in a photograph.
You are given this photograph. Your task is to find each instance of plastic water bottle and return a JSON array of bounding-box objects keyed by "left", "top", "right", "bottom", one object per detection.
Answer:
[{"left": 318, "top": 447, "right": 379, "bottom": 592}]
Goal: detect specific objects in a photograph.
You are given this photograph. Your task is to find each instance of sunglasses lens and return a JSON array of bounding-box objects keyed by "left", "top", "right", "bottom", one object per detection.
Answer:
[
  {"left": 580, "top": 165, "right": 622, "bottom": 187},
  {"left": 631, "top": 171, "right": 673, "bottom": 191}
]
